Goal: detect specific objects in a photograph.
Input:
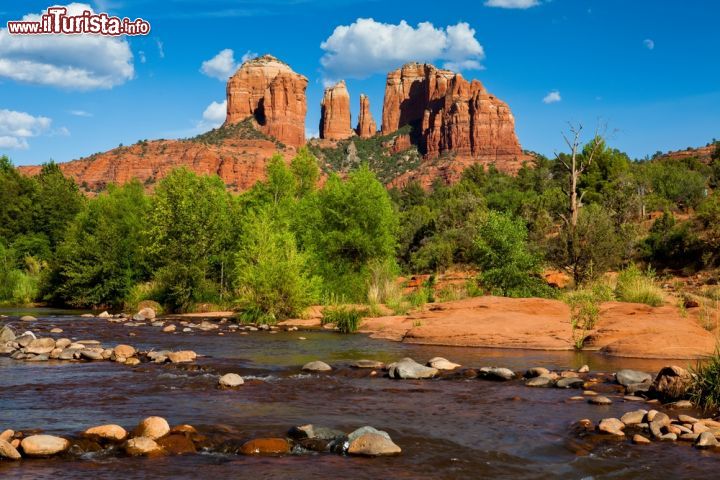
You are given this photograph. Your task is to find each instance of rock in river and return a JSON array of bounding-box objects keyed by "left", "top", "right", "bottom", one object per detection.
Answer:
[
  {"left": 219, "top": 373, "right": 244, "bottom": 387},
  {"left": 351, "top": 359, "right": 385, "bottom": 369},
  {"left": 302, "top": 360, "right": 332, "bottom": 372},
  {"left": 0, "top": 439, "right": 21, "bottom": 460},
  {"left": 348, "top": 432, "right": 401, "bottom": 456},
  {"left": 135, "top": 416, "right": 170, "bottom": 440},
  {"left": 388, "top": 358, "right": 437, "bottom": 379},
  {"left": 113, "top": 344, "right": 136, "bottom": 358},
  {"left": 525, "top": 375, "right": 554, "bottom": 388},
  {"left": 240, "top": 438, "right": 290, "bottom": 455},
  {"left": 25, "top": 338, "right": 55, "bottom": 354},
  {"left": 20, "top": 315, "right": 37, "bottom": 322},
  {"left": 556, "top": 377, "right": 584, "bottom": 389},
  {"left": 125, "top": 437, "right": 162, "bottom": 456},
  {"left": 167, "top": 350, "right": 197, "bottom": 363},
  {"left": 598, "top": 418, "right": 625, "bottom": 436},
  {"left": 427, "top": 357, "right": 461, "bottom": 370},
  {"left": 21, "top": 435, "right": 70, "bottom": 456},
  {"left": 615, "top": 369, "right": 652, "bottom": 387},
  {"left": 84, "top": 424, "right": 128, "bottom": 442},
  {"left": 0, "top": 326, "right": 16, "bottom": 342},
  {"left": 479, "top": 367, "right": 515, "bottom": 381},
  {"left": 695, "top": 431, "right": 719, "bottom": 449}
]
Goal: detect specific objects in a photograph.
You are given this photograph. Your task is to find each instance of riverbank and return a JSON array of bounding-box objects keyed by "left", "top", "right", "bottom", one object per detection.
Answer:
[{"left": 278, "top": 296, "right": 718, "bottom": 360}]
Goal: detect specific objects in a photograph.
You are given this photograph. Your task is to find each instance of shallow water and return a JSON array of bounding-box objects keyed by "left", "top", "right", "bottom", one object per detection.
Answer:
[{"left": 0, "top": 311, "right": 714, "bottom": 479}]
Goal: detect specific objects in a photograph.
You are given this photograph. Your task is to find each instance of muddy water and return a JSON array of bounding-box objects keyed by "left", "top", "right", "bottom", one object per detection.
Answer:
[{"left": 0, "top": 310, "right": 715, "bottom": 479}]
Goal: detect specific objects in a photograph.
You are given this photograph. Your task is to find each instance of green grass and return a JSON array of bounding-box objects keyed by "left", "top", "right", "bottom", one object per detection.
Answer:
[
  {"left": 690, "top": 349, "right": 720, "bottom": 412},
  {"left": 615, "top": 265, "right": 664, "bottom": 307},
  {"left": 321, "top": 306, "right": 367, "bottom": 333},
  {"left": 236, "top": 306, "right": 276, "bottom": 325}
]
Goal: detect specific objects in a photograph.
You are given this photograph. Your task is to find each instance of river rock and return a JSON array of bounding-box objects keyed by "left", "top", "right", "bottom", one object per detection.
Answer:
[
  {"left": 0, "top": 430, "right": 13, "bottom": 442},
  {"left": 26, "top": 354, "right": 49, "bottom": 362},
  {"left": 20, "top": 316, "right": 37, "bottom": 322},
  {"left": 125, "top": 436, "right": 162, "bottom": 456},
  {"left": 81, "top": 349, "right": 103, "bottom": 361},
  {"left": 556, "top": 377, "right": 584, "bottom": 389},
  {"left": 525, "top": 367, "right": 550, "bottom": 378},
  {"left": 219, "top": 373, "right": 244, "bottom": 387},
  {"left": 84, "top": 424, "right": 128, "bottom": 442},
  {"left": 479, "top": 367, "right": 515, "bottom": 381},
  {"left": 578, "top": 365, "right": 590, "bottom": 373},
  {"left": 50, "top": 328, "right": 63, "bottom": 333},
  {"left": 135, "top": 416, "right": 170, "bottom": 439},
  {"left": 0, "top": 342, "right": 16, "bottom": 354},
  {"left": 125, "top": 358, "right": 141, "bottom": 366},
  {"left": 162, "top": 324, "right": 176, "bottom": 333},
  {"left": 351, "top": 359, "right": 385, "bottom": 369},
  {"left": 651, "top": 365, "right": 692, "bottom": 401},
  {"left": 240, "top": 438, "right": 290, "bottom": 455},
  {"left": 21, "top": 435, "right": 70, "bottom": 456},
  {"left": 0, "top": 326, "right": 15, "bottom": 342},
  {"left": 167, "top": 350, "right": 197, "bottom": 363},
  {"left": 427, "top": 357, "right": 461, "bottom": 370},
  {"left": 388, "top": 358, "right": 437, "bottom": 379},
  {"left": 302, "top": 360, "right": 332, "bottom": 372},
  {"left": 55, "top": 338, "right": 71, "bottom": 349},
  {"left": 616, "top": 369, "right": 652, "bottom": 387},
  {"left": 598, "top": 418, "right": 625, "bottom": 436},
  {"left": 695, "top": 431, "right": 719, "bottom": 448},
  {"left": 133, "top": 307, "right": 156, "bottom": 321},
  {"left": 347, "top": 432, "right": 401, "bottom": 456},
  {"left": 632, "top": 434, "right": 651, "bottom": 445},
  {"left": 525, "top": 376, "right": 554, "bottom": 388},
  {"left": 157, "top": 434, "right": 196, "bottom": 454},
  {"left": 114, "top": 344, "right": 136, "bottom": 358},
  {"left": 588, "top": 396, "right": 613, "bottom": 405},
  {"left": 650, "top": 412, "right": 671, "bottom": 438},
  {"left": 0, "top": 439, "right": 21, "bottom": 460},
  {"left": 16, "top": 333, "right": 36, "bottom": 347},
  {"left": 620, "top": 409, "right": 647, "bottom": 425},
  {"left": 678, "top": 414, "right": 699, "bottom": 424},
  {"left": 25, "top": 338, "right": 55, "bottom": 354}
]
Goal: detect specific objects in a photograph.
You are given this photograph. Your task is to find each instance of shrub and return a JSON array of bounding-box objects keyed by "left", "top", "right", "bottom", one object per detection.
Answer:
[
  {"left": 690, "top": 350, "right": 720, "bottom": 412},
  {"left": 615, "top": 264, "right": 664, "bottom": 307},
  {"left": 564, "top": 291, "right": 600, "bottom": 349},
  {"left": 321, "top": 306, "right": 366, "bottom": 333}
]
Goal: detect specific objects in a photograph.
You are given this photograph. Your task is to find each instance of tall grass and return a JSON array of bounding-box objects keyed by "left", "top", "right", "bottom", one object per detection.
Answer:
[
  {"left": 614, "top": 265, "right": 664, "bottom": 307},
  {"left": 690, "top": 349, "right": 720, "bottom": 412},
  {"left": 564, "top": 291, "right": 600, "bottom": 349},
  {"left": 321, "top": 306, "right": 366, "bottom": 333}
]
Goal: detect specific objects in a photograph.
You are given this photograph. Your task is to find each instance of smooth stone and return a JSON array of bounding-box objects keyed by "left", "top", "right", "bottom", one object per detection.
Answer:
[
  {"left": 302, "top": 361, "right": 332, "bottom": 372},
  {"left": 0, "top": 430, "right": 13, "bottom": 442},
  {"left": 588, "top": 396, "right": 613, "bottom": 405},
  {"left": 525, "top": 367, "right": 550, "bottom": 378},
  {"left": 583, "top": 390, "right": 597, "bottom": 396},
  {"left": 97, "top": 311, "right": 111, "bottom": 318},
  {"left": 25, "top": 338, "right": 55, "bottom": 354},
  {"left": 113, "top": 344, "right": 136, "bottom": 358},
  {"left": 623, "top": 395, "right": 645, "bottom": 401},
  {"left": 15, "top": 333, "right": 35, "bottom": 347},
  {"left": 347, "top": 433, "right": 401, "bottom": 456},
  {"left": 569, "top": 396, "right": 584, "bottom": 401},
  {"left": 125, "top": 358, "right": 141, "bottom": 366},
  {"left": 0, "top": 326, "right": 16, "bottom": 342},
  {"left": 680, "top": 433, "right": 700, "bottom": 442},
  {"left": 125, "top": 437, "right": 162, "bottom": 456},
  {"left": 135, "top": 416, "right": 170, "bottom": 440},
  {"left": 556, "top": 377, "right": 584, "bottom": 389},
  {"left": 219, "top": 373, "right": 244, "bottom": 387},
  {"left": 55, "top": 338, "right": 72, "bottom": 349},
  {"left": 50, "top": 328, "right": 63, "bottom": 333},
  {"left": 240, "top": 438, "right": 290, "bottom": 455},
  {"left": 621, "top": 410, "right": 648, "bottom": 425},
  {"left": 0, "top": 439, "right": 21, "bottom": 460},
  {"left": 80, "top": 314, "right": 95, "bottom": 318},
  {"left": 669, "top": 400, "right": 693, "bottom": 409},
  {"left": 616, "top": 369, "right": 652, "bottom": 387},
  {"left": 578, "top": 365, "right": 590, "bottom": 373},
  {"left": 157, "top": 434, "right": 196, "bottom": 454},
  {"left": 679, "top": 414, "right": 699, "bottom": 424},
  {"left": 81, "top": 350, "right": 103, "bottom": 361},
  {"left": 21, "top": 435, "right": 70, "bottom": 456},
  {"left": 20, "top": 316, "right": 37, "bottom": 322},
  {"left": 388, "top": 358, "right": 437, "bottom": 379},
  {"left": 84, "top": 424, "right": 127, "bottom": 442},
  {"left": 351, "top": 359, "right": 385, "bottom": 369},
  {"left": 78, "top": 340, "right": 101, "bottom": 345},
  {"left": 632, "top": 434, "right": 651, "bottom": 444},
  {"left": 598, "top": 418, "right": 625, "bottom": 436},
  {"left": 659, "top": 432, "right": 677, "bottom": 441},
  {"left": 182, "top": 328, "right": 192, "bottom": 333},
  {"left": 525, "top": 376, "right": 554, "bottom": 388},
  {"left": 479, "top": 367, "right": 515, "bottom": 381},
  {"left": 162, "top": 325, "right": 177, "bottom": 333},
  {"left": 427, "top": 357, "right": 461, "bottom": 370},
  {"left": 167, "top": 351, "right": 197, "bottom": 363},
  {"left": 134, "top": 307, "right": 156, "bottom": 321},
  {"left": 25, "top": 354, "right": 49, "bottom": 362},
  {"left": 650, "top": 412, "right": 671, "bottom": 438}
]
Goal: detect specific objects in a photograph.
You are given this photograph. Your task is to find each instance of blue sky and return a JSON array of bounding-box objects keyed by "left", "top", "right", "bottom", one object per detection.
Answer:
[{"left": 1, "top": 0, "right": 719, "bottom": 166}]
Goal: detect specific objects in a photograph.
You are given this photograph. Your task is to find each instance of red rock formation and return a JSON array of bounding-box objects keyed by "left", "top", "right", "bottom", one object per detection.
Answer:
[
  {"left": 319, "top": 80, "right": 353, "bottom": 140},
  {"left": 225, "top": 55, "right": 307, "bottom": 147},
  {"left": 381, "top": 62, "right": 527, "bottom": 175},
  {"left": 655, "top": 144, "right": 718, "bottom": 164},
  {"left": 356, "top": 94, "right": 377, "bottom": 138}
]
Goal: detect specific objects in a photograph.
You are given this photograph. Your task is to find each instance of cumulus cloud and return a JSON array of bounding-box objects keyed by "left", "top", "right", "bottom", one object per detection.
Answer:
[
  {"left": 241, "top": 50, "right": 258, "bottom": 63},
  {"left": 0, "top": 3, "right": 135, "bottom": 90},
  {"left": 320, "top": 19, "right": 485, "bottom": 80},
  {"left": 0, "top": 109, "right": 53, "bottom": 149},
  {"left": 643, "top": 38, "right": 655, "bottom": 50},
  {"left": 197, "top": 100, "right": 226, "bottom": 131},
  {"left": 542, "top": 90, "right": 562, "bottom": 104},
  {"left": 200, "top": 49, "right": 257, "bottom": 80},
  {"left": 484, "top": 0, "right": 540, "bottom": 8}
]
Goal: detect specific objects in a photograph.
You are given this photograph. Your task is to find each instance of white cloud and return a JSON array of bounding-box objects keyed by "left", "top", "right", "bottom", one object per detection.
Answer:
[
  {"left": 0, "top": 109, "right": 52, "bottom": 149},
  {"left": 542, "top": 90, "right": 561, "bottom": 104},
  {"left": 156, "top": 38, "right": 165, "bottom": 58},
  {"left": 643, "top": 38, "right": 655, "bottom": 50},
  {"left": 241, "top": 50, "right": 258, "bottom": 63},
  {"left": 0, "top": 3, "right": 135, "bottom": 90},
  {"left": 197, "top": 100, "right": 226, "bottom": 131},
  {"left": 320, "top": 19, "right": 485, "bottom": 80},
  {"left": 201, "top": 49, "right": 239, "bottom": 80},
  {"left": 484, "top": 0, "right": 540, "bottom": 8},
  {"left": 69, "top": 110, "right": 93, "bottom": 117}
]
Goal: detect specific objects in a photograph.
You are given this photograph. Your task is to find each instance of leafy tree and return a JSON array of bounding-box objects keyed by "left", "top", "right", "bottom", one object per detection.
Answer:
[
  {"left": 290, "top": 146, "right": 320, "bottom": 198},
  {"left": 474, "top": 211, "right": 553, "bottom": 297},
  {"left": 0, "top": 156, "right": 37, "bottom": 241},
  {"left": 302, "top": 165, "right": 398, "bottom": 300},
  {"left": 234, "top": 206, "right": 318, "bottom": 322},
  {"left": 645, "top": 159, "right": 707, "bottom": 210},
  {"left": 33, "top": 162, "right": 84, "bottom": 248},
  {"left": 148, "top": 169, "right": 232, "bottom": 311},
  {"left": 47, "top": 181, "right": 150, "bottom": 307}
]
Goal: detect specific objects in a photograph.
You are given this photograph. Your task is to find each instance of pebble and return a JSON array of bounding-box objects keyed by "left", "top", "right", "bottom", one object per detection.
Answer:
[
  {"left": 218, "top": 373, "right": 244, "bottom": 387},
  {"left": 50, "top": 328, "right": 63, "bottom": 334},
  {"left": 588, "top": 396, "right": 613, "bottom": 405},
  {"left": 302, "top": 360, "right": 332, "bottom": 372},
  {"left": 162, "top": 325, "right": 176, "bottom": 333},
  {"left": 20, "top": 316, "right": 37, "bottom": 322}
]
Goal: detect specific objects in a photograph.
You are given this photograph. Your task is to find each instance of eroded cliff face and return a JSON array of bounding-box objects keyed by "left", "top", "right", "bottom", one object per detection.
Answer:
[
  {"left": 380, "top": 62, "right": 526, "bottom": 176},
  {"left": 225, "top": 55, "right": 308, "bottom": 147},
  {"left": 356, "top": 94, "right": 377, "bottom": 139},
  {"left": 319, "top": 80, "right": 353, "bottom": 140}
]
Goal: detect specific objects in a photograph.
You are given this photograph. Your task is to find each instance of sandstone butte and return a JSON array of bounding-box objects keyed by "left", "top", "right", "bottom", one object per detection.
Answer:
[
  {"left": 319, "top": 80, "right": 353, "bottom": 140},
  {"left": 356, "top": 94, "right": 378, "bottom": 138},
  {"left": 17, "top": 57, "right": 530, "bottom": 193}
]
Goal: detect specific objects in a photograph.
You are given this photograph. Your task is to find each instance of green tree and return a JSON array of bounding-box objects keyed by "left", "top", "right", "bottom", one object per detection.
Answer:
[
  {"left": 148, "top": 169, "right": 232, "bottom": 311},
  {"left": 290, "top": 146, "right": 320, "bottom": 198},
  {"left": 0, "top": 156, "right": 37, "bottom": 241},
  {"left": 234, "top": 206, "right": 318, "bottom": 322},
  {"left": 474, "top": 211, "right": 552, "bottom": 297},
  {"left": 33, "top": 162, "right": 85, "bottom": 249},
  {"left": 48, "top": 181, "right": 150, "bottom": 307}
]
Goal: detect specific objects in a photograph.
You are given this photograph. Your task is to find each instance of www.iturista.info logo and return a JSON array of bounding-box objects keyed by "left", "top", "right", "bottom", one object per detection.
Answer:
[{"left": 6, "top": 5, "right": 150, "bottom": 36}]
